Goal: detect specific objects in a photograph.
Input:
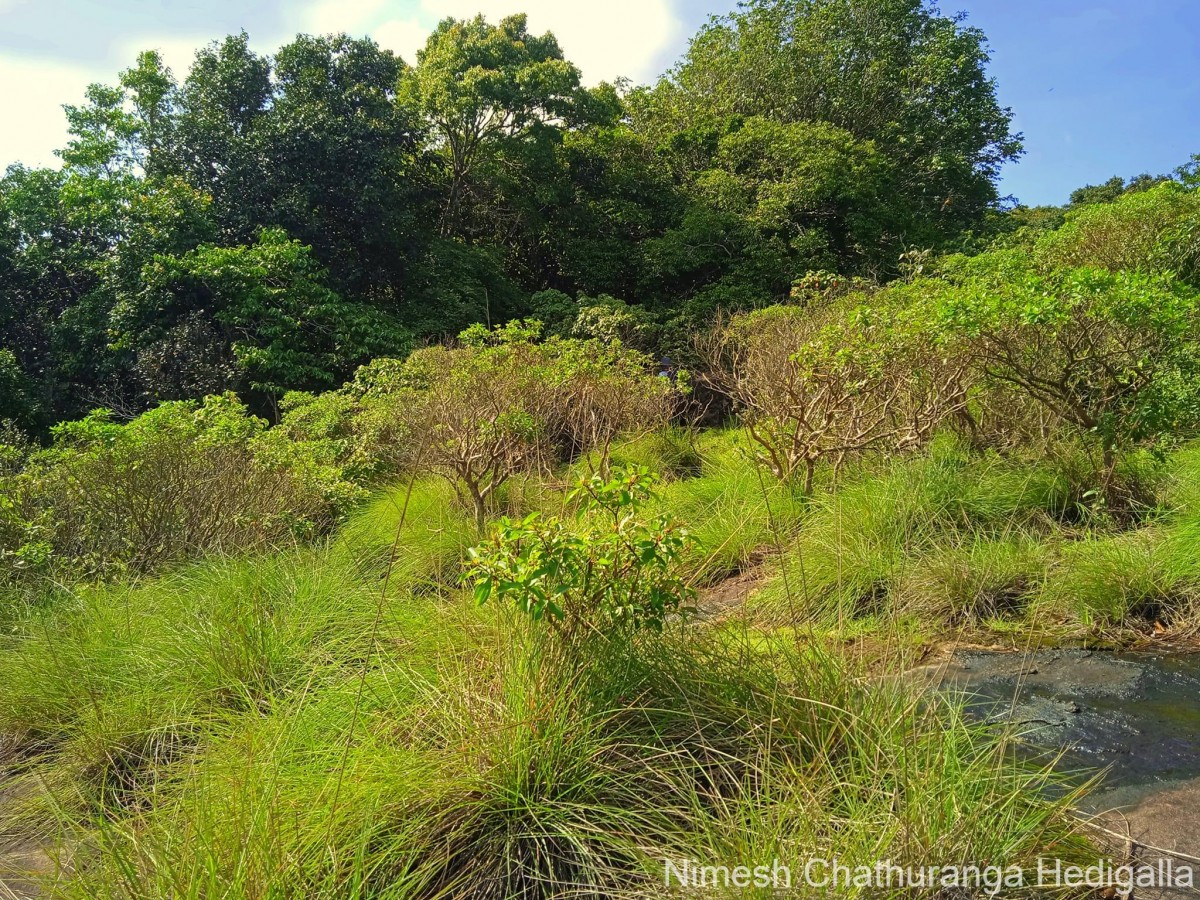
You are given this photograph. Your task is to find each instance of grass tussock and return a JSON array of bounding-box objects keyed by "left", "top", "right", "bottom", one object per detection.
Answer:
[
  {"left": 1036, "top": 522, "right": 1200, "bottom": 631},
  {"left": 746, "top": 437, "right": 1072, "bottom": 626},
  {"left": 647, "top": 430, "right": 807, "bottom": 586},
  {"left": 734, "top": 434, "right": 1200, "bottom": 639},
  {"left": 10, "top": 608, "right": 1095, "bottom": 899},
  {"left": 332, "top": 477, "right": 474, "bottom": 591}
]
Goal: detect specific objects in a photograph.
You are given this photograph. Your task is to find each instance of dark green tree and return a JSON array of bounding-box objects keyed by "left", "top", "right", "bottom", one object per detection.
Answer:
[
  {"left": 400, "top": 13, "right": 583, "bottom": 236},
  {"left": 633, "top": 0, "right": 1022, "bottom": 267}
]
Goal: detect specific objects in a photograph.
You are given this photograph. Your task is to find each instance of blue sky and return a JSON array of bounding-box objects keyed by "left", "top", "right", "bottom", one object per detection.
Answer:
[{"left": 0, "top": 0, "right": 1194, "bottom": 206}]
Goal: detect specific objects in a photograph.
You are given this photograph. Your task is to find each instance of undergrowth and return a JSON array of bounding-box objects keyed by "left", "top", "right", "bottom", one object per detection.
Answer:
[{"left": 11, "top": 427, "right": 1200, "bottom": 896}]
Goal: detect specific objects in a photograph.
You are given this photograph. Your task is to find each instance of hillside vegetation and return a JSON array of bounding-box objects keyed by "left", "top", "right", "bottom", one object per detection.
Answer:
[{"left": 5, "top": 0, "right": 1200, "bottom": 896}]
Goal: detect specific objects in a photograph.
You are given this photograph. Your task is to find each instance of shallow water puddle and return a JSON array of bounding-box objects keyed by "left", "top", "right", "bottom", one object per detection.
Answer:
[
  {"left": 923, "top": 648, "right": 1200, "bottom": 896},
  {"left": 934, "top": 649, "right": 1200, "bottom": 798}
]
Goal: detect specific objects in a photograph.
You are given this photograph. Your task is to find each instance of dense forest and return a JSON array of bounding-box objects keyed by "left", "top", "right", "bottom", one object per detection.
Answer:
[
  {"left": 0, "top": 0, "right": 1033, "bottom": 431},
  {"left": 5, "top": 1, "right": 1200, "bottom": 897}
]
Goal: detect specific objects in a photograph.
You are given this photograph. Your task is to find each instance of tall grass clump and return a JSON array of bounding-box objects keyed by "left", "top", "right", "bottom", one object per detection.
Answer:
[
  {"left": 3, "top": 469, "right": 1100, "bottom": 898},
  {"left": 747, "top": 436, "right": 1083, "bottom": 626},
  {"left": 644, "top": 430, "right": 807, "bottom": 586},
  {"left": 333, "top": 477, "right": 474, "bottom": 591},
  {"left": 897, "top": 534, "right": 1049, "bottom": 625},
  {"left": 1036, "top": 522, "right": 1200, "bottom": 632},
  {"left": 0, "top": 549, "right": 391, "bottom": 835},
  {"left": 43, "top": 619, "right": 1097, "bottom": 899}
]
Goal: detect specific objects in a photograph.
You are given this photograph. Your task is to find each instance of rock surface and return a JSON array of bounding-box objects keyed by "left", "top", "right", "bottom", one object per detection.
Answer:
[{"left": 919, "top": 649, "right": 1200, "bottom": 898}]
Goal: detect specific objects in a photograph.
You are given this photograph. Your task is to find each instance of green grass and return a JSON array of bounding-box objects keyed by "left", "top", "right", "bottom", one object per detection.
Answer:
[
  {"left": 647, "top": 429, "right": 807, "bottom": 586},
  {"left": 332, "top": 477, "right": 474, "bottom": 591},
  {"left": 745, "top": 438, "right": 1069, "bottom": 626},
  {"left": 0, "top": 436, "right": 1108, "bottom": 896},
  {"left": 12, "top": 612, "right": 1095, "bottom": 898},
  {"left": 897, "top": 534, "right": 1049, "bottom": 625},
  {"left": 31, "top": 428, "right": 1200, "bottom": 895},
  {"left": 1035, "top": 521, "right": 1200, "bottom": 631}
]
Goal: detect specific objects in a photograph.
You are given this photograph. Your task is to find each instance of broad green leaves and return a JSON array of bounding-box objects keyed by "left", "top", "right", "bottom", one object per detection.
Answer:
[{"left": 465, "top": 467, "right": 694, "bottom": 635}]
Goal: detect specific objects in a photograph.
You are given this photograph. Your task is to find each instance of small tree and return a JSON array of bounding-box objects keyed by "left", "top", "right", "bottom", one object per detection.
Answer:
[
  {"left": 383, "top": 322, "right": 677, "bottom": 528},
  {"left": 936, "top": 257, "right": 1200, "bottom": 500},
  {"left": 465, "top": 467, "right": 694, "bottom": 641},
  {"left": 713, "top": 298, "right": 968, "bottom": 491},
  {"left": 400, "top": 339, "right": 554, "bottom": 531},
  {"left": 539, "top": 336, "right": 677, "bottom": 474}
]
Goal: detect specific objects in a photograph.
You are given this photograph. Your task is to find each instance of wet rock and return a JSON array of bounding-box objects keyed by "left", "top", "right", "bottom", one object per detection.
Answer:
[{"left": 921, "top": 649, "right": 1200, "bottom": 789}]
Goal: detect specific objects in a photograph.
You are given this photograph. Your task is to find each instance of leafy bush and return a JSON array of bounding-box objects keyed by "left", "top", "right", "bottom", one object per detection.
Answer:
[
  {"left": 466, "top": 467, "right": 694, "bottom": 638},
  {"left": 13, "top": 394, "right": 357, "bottom": 576},
  {"left": 284, "top": 321, "right": 677, "bottom": 527},
  {"left": 1037, "top": 182, "right": 1200, "bottom": 280},
  {"left": 934, "top": 254, "right": 1200, "bottom": 502},
  {"left": 126, "top": 228, "right": 412, "bottom": 399},
  {"left": 713, "top": 296, "right": 969, "bottom": 490}
]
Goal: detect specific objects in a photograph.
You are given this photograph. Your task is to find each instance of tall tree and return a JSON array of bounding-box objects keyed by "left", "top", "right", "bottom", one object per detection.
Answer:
[
  {"left": 400, "top": 14, "right": 583, "bottom": 236},
  {"left": 165, "top": 32, "right": 272, "bottom": 243},
  {"left": 260, "top": 34, "right": 428, "bottom": 300},
  {"left": 633, "top": 0, "right": 1022, "bottom": 264}
]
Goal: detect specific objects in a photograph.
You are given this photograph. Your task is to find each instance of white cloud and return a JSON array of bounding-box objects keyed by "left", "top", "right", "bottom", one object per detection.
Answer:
[
  {"left": 299, "top": 0, "right": 683, "bottom": 84},
  {"left": 414, "top": 0, "right": 683, "bottom": 84},
  {"left": 0, "top": 1, "right": 682, "bottom": 169},
  {"left": 302, "top": 0, "right": 390, "bottom": 36},
  {"left": 0, "top": 52, "right": 99, "bottom": 169},
  {"left": 371, "top": 17, "right": 431, "bottom": 62}
]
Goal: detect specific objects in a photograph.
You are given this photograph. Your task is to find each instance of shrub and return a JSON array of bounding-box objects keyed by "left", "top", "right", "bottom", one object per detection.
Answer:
[
  {"left": 1037, "top": 182, "right": 1200, "bottom": 280},
  {"left": 17, "top": 394, "right": 357, "bottom": 576},
  {"left": 713, "top": 296, "right": 969, "bottom": 490},
  {"left": 570, "top": 294, "right": 660, "bottom": 351},
  {"left": 466, "top": 467, "right": 694, "bottom": 639},
  {"left": 317, "top": 321, "right": 676, "bottom": 528},
  {"left": 538, "top": 335, "right": 678, "bottom": 471},
  {"left": 935, "top": 255, "right": 1200, "bottom": 503}
]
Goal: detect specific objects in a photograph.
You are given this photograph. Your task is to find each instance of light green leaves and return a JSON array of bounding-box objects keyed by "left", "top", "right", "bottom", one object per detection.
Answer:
[{"left": 466, "top": 467, "right": 694, "bottom": 635}]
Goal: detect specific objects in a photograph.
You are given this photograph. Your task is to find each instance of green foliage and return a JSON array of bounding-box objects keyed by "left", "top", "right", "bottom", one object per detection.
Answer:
[
  {"left": 715, "top": 294, "right": 969, "bottom": 489},
  {"left": 0, "top": 3, "right": 1045, "bottom": 428},
  {"left": 695, "top": 117, "right": 887, "bottom": 271},
  {"left": 466, "top": 467, "right": 694, "bottom": 634},
  {"left": 933, "top": 254, "right": 1200, "bottom": 476},
  {"left": 400, "top": 13, "right": 585, "bottom": 236},
  {"left": 1037, "top": 525, "right": 1200, "bottom": 629},
  {"left": 281, "top": 322, "right": 676, "bottom": 526},
  {"left": 8, "top": 394, "right": 358, "bottom": 577},
  {"left": 0, "top": 348, "right": 37, "bottom": 428},
  {"left": 569, "top": 295, "right": 659, "bottom": 350},
  {"left": 637, "top": 0, "right": 1021, "bottom": 269},
  {"left": 640, "top": 428, "right": 808, "bottom": 585},
  {"left": 128, "top": 228, "right": 412, "bottom": 400},
  {"left": 750, "top": 437, "right": 1080, "bottom": 624},
  {"left": 1039, "top": 182, "right": 1200, "bottom": 279},
  {"left": 1068, "top": 172, "right": 1172, "bottom": 208}
]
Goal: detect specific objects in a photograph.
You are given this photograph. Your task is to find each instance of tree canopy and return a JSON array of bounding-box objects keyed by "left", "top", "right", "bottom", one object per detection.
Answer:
[{"left": 0, "top": 1, "right": 1117, "bottom": 436}]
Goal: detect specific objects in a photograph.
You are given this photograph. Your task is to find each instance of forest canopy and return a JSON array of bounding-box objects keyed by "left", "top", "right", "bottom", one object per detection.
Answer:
[{"left": 1, "top": 0, "right": 1026, "bottom": 433}]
